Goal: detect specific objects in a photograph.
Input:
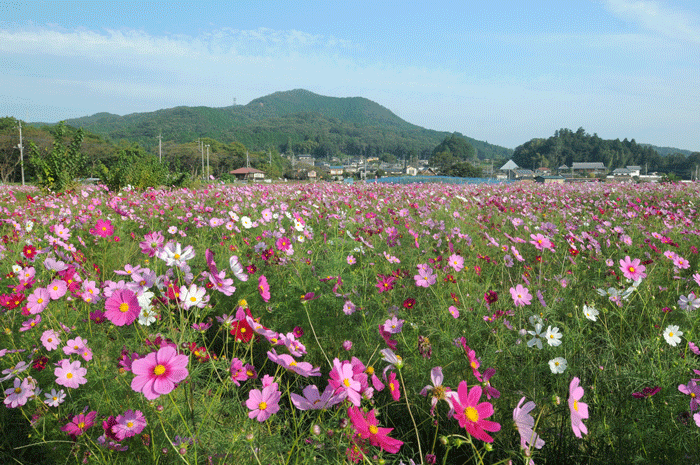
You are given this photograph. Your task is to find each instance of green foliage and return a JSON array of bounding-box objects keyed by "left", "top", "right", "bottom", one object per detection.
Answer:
[
  {"left": 512, "top": 127, "right": 700, "bottom": 178},
  {"left": 430, "top": 133, "right": 476, "bottom": 165},
  {"left": 28, "top": 121, "right": 87, "bottom": 191},
  {"left": 99, "top": 143, "right": 171, "bottom": 190},
  {"left": 441, "top": 160, "right": 483, "bottom": 177}
]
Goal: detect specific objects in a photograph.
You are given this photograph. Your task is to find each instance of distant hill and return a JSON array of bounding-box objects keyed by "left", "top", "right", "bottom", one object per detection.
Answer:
[
  {"left": 61, "top": 89, "right": 513, "bottom": 160},
  {"left": 640, "top": 144, "right": 694, "bottom": 157}
]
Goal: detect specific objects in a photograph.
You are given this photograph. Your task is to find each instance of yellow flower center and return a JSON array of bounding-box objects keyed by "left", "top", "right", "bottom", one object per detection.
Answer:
[
  {"left": 37, "top": 298, "right": 44, "bottom": 304},
  {"left": 389, "top": 382, "right": 395, "bottom": 391},
  {"left": 14, "top": 387, "right": 22, "bottom": 394},
  {"left": 289, "top": 361, "right": 297, "bottom": 366},
  {"left": 78, "top": 422, "right": 85, "bottom": 429},
  {"left": 174, "top": 254, "right": 180, "bottom": 260},
  {"left": 669, "top": 332, "right": 674, "bottom": 337},
  {"left": 127, "top": 421, "right": 134, "bottom": 428},
  {"left": 343, "top": 378, "right": 351, "bottom": 387},
  {"left": 190, "top": 296, "right": 197, "bottom": 302},
  {"left": 259, "top": 401, "right": 267, "bottom": 410},
  {"left": 153, "top": 364, "right": 166, "bottom": 376},
  {"left": 66, "top": 373, "right": 73, "bottom": 379},
  {"left": 119, "top": 302, "right": 130, "bottom": 313},
  {"left": 369, "top": 425, "right": 379, "bottom": 435},
  {"left": 465, "top": 406, "right": 479, "bottom": 423},
  {"left": 574, "top": 400, "right": 579, "bottom": 412}
]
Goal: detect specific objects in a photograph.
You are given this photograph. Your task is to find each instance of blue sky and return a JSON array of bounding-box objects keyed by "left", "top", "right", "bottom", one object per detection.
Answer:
[{"left": 1, "top": 0, "right": 698, "bottom": 150}]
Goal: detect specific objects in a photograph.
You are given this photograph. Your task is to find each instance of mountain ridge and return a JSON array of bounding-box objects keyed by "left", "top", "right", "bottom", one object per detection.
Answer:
[{"left": 60, "top": 89, "right": 513, "bottom": 160}]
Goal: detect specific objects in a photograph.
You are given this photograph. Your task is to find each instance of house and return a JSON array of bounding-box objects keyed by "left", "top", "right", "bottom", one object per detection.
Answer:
[
  {"left": 513, "top": 169, "right": 536, "bottom": 179},
  {"left": 230, "top": 167, "right": 265, "bottom": 181},
  {"left": 419, "top": 168, "right": 438, "bottom": 176},
  {"left": 406, "top": 165, "right": 418, "bottom": 176},
  {"left": 535, "top": 175, "right": 566, "bottom": 184},
  {"left": 329, "top": 166, "right": 344, "bottom": 181},
  {"left": 307, "top": 170, "right": 317, "bottom": 181},
  {"left": 571, "top": 162, "right": 606, "bottom": 176}
]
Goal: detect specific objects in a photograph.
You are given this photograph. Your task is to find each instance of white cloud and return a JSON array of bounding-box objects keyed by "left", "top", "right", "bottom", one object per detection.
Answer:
[{"left": 604, "top": 0, "right": 700, "bottom": 44}]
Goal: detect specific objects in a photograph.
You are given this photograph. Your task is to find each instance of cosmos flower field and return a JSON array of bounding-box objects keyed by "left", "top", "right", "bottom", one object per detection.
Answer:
[{"left": 1, "top": 180, "right": 700, "bottom": 464}]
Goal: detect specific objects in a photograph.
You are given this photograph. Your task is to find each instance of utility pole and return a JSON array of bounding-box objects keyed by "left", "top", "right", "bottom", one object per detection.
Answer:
[
  {"left": 268, "top": 148, "right": 271, "bottom": 165},
  {"left": 157, "top": 134, "right": 162, "bottom": 163},
  {"left": 17, "top": 121, "right": 25, "bottom": 185},
  {"left": 246, "top": 151, "right": 250, "bottom": 168},
  {"left": 205, "top": 144, "right": 210, "bottom": 180}
]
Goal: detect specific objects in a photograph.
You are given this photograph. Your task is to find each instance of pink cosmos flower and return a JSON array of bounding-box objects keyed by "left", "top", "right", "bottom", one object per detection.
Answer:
[
  {"left": 54, "top": 359, "right": 88, "bottom": 389},
  {"left": 347, "top": 406, "right": 404, "bottom": 454},
  {"left": 61, "top": 411, "right": 98, "bottom": 437},
  {"left": 421, "top": 366, "right": 454, "bottom": 416},
  {"left": 530, "top": 233, "right": 553, "bottom": 251},
  {"left": 448, "top": 253, "right": 464, "bottom": 272},
  {"left": 47, "top": 279, "right": 67, "bottom": 300},
  {"left": 93, "top": 219, "right": 114, "bottom": 238},
  {"left": 104, "top": 289, "right": 141, "bottom": 326},
  {"left": 619, "top": 256, "right": 646, "bottom": 281},
  {"left": 509, "top": 284, "right": 532, "bottom": 307},
  {"left": 568, "top": 376, "right": 589, "bottom": 438},
  {"left": 112, "top": 409, "right": 147, "bottom": 440},
  {"left": 449, "top": 306, "right": 460, "bottom": 318},
  {"left": 329, "top": 358, "right": 363, "bottom": 406},
  {"left": 229, "top": 358, "right": 250, "bottom": 386},
  {"left": 63, "top": 336, "right": 88, "bottom": 355},
  {"left": 383, "top": 316, "right": 404, "bottom": 334},
  {"left": 451, "top": 382, "right": 501, "bottom": 443},
  {"left": 246, "top": 384, "right": 281, "bottom": 422},
  {"left": 131, "top": 346, "right": 189, "bottom": 400},
  {"left": 258, "top": 275, "right": 271, "bottom": 302},
  {"left": 40, "top": 329, "right": 61, "bottom": 351},
  {"left": 27, "top": 287, "right": 50, "bottom": 314}
]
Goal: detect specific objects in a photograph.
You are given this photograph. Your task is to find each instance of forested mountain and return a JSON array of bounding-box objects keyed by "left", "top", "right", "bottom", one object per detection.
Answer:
[
  {"left": 60, "top": 89, "right": 513, "bottom": 161},
  {"left": 512, "top": 128, "right": 700, "bottom": 177}
]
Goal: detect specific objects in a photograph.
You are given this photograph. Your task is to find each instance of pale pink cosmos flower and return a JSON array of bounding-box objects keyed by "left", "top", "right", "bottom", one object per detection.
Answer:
[
  {"left": 3, "top": 377, "right": 34, "bottom": 408},
  {"left": 568, "top": 377, "right": 589, "bottom": 438},
  {"left": 513, "top": 396, "right": 545, "bottom": 452},
  {"left": 291, "top": 384, "right": 343, "bottom": 410},
  {"left": 246, "top": 384, "right": 281, "bottom": 421},
  {"left": 54, "top": 359, "right": 88, "bottom": 389},
  {"left": 131, "top": 346, "right": 189, "bottom": 400},
  {"left": 41, "top": 329, "right": 61, "bottom": 351},
  {"left": 63, "top": 336, "right": 88, "bottom": 356},
  {"left": 448, "top": 253, "right": 465, "bottom": 272},
  {"left": 27, "top": 287, "right": 50, "bottom": 314},
  {"left": 112, "top": 409, "right": 147, "bottom": 440},
  {"left": 510, "top": 284, "right": 532, "bottom": 307},
  {"left": 47, "top": 279, "right": 67, "bottom": 300}
]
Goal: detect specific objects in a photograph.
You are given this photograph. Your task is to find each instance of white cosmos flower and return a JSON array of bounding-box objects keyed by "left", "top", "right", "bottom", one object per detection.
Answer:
[
  {"left": 241, "top": 216, "right": 253, "bottom": 229},
  {"left": 663, "top": 325, "right": 682, "bottom": 347},
  {"left": 527, "top": 323, "right": 545, "bottom": 350},
  {"left": 583, "top": 304, "right": 599, "bottom": 322},
  {"left": 180, "top": 284, "right": 208, "bottom": 310},
  {"left": 545, "top": 326, "right": 563, "bottom": 347},
  {"left": 548, "top": 357, "right": 567, "bottom": 374}
]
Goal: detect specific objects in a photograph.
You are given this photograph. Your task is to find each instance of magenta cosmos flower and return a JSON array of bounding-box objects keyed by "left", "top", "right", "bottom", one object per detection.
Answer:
[
  {"left": 619, "top": 256, "right": 646, "bottom": 281},
  {"left": 347, "top": 406, "right": 404, "bottom": 454},
  {"left": 92, "top": 219, "right": 114, "bottom": 238},
  {"left": 451, "top": 381, "right": 501, "bottom": 443},
  {"left": 61, "top": 411, "right": 98, "bottom": 437},
  {"left": 104, "top": 289, "right": 141, "bottom": 326},
  {"left": 568, "top": 377, "right": 589, "bottom": 438},
  {"left": 509, "top": 284, "right": 532, "bottom": 307},
  {"left": 112, "top": 409, "right": 147, "bottom": 440},
  {"left": 131, "top": 346, "right": 189, "bottom": 400}
]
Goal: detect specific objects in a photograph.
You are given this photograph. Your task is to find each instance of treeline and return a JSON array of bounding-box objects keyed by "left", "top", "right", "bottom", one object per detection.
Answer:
[{"left": 513, "top": 128, "right": 700, "bottom": 178}]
